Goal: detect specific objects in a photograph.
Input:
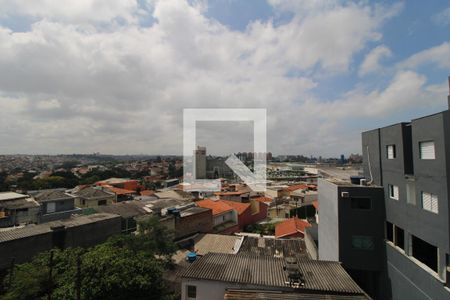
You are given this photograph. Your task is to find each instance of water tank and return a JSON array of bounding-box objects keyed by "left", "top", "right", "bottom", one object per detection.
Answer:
[{"left": 186, "top": 252, "right": 197, "bottom": 263}]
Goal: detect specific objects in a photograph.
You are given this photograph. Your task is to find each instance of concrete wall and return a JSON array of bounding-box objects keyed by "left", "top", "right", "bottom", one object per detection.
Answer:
[
  {"left": 386, "top": 243, "right": 450, "bottom": 300},
  {"left": 175, "top": 210, "right": 213, "bottom": 239},
  {"left": 318, "top": 178, "right": 339, "bottom": 262},
  {"left": 362, "top": 129, "right": 382, "bottom": 186},
  {"left": 0, "top": 214, "right": 121, "bottom": 270}
]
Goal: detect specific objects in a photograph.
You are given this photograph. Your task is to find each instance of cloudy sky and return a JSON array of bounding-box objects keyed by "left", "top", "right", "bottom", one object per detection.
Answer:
[{"left": 0, "top": 0, "right": 449, "bottom": 156}]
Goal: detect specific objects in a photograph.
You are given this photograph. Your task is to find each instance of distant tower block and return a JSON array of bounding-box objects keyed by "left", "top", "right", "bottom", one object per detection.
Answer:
[{"left": 195, "top": 146, "right": 207, "bottom": 179}]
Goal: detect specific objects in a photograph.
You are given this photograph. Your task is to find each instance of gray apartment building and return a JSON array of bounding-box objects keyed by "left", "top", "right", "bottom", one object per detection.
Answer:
[
  {"left": 319, "top": 80, "right": 450, "bottom": 299},
  {"left": 361, "top": 104, "right": 450, "bottom": 299}
]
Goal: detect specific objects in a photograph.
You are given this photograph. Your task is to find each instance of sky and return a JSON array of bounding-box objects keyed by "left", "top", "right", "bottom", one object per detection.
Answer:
[{"left": 0, "top": 0, "right": 449, "bottom": 156}]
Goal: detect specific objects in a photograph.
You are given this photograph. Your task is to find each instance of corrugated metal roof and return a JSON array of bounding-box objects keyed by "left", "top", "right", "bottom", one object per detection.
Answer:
[
  {"left": 238, "top": 236, "right": 309, "bottom": 259},
  {"left": 194, "top": 234, "right": 242, "bottom": 256},
  {"left": 224, "top": 289, "right": 370, "bottom": 300},
  {"left": 179, "top": 253, "right": 365, "bottom": 295},
  {"left": 0, "top": 192, "right": 29, "bottom": 201},
  {"left": 0, "top": 213, "right": 119, "bottom": 243}
]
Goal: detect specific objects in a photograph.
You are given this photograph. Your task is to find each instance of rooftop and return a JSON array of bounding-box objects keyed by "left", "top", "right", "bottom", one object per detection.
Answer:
[
  {"left": 0, "top": 192, "right": 29, "bottom": 202},
  {"left": 193, "top": 233, "right": 242, "bottom": 256},
  {"left": 33, "top": 189, "right": 74, "bottom": 203},
  {"left": 0, "top": 213, "right": 119, "bottom": 243},
  {"left": 238, "top": 236, "right": 309, "bottom": 259},
  {"left": 275, "top": 218, "right": 311, "bottom": 239},
  {"left": 95, "top": 201, "right": 150, "bottom": 218},
  {"left": 224, "top": 289, "right": 370, "bottom": 300},
  {"left": 179, "top": 253, "right": 366, "bottom": 295},
  {"left": 196, "top": 199, "right": 233, "bottom": 216},
  {"left": 219, "top": 200, "right": 250, "bottom": 215}
]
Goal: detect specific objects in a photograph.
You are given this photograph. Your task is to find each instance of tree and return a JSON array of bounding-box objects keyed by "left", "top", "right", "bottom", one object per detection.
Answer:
[{"left": 1, "top": 217, "right": 179, "bottom": 300}]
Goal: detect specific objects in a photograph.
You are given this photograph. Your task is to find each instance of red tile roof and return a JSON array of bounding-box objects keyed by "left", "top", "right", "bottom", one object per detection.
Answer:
[
  {"left": 252, "top": 196, "right": 272, "bottom": 203},
  {"left": 275, "top": 217, "right": 311, "bottom": 238},
  {"left": 140, "top": 190, "right": 155, "bottom": 196},
  {"left": 196, "top": 199, "right": 233, "bottom": 216},
  {"left": 286, "top": 184, "right": 309, "bottom": 192},
  {"left": 214, "top": 191, "right": 248, "bottom": 196},
  {"left": 219, "top": 200, "right": 250, "bottom": 215},
  {"left": 103, "top": 185, "right": 135, "bottom": 195}
]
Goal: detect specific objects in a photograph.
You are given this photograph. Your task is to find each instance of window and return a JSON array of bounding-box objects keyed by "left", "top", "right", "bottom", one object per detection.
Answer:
[
  {"left": 406, "top": 182, "right": 416, "bottom": 205},
  {"left": 386, "top": 222, "right": 394, "bottom": 242},
  {"left": 387, "top": 145, "right": 396, "bottom": 159},
  {"left": 420, "top": 141, "right": 435, "bottom": 160},
  {"left": 421, "top": 192, "right": 438, "bottom": 214},
  {"left": 352, "top": 236, "right": 374, "bottom": 250},
  {"left": 98, "top": 200, "right": 107, "bottom": 206},
  {"left": 351, "top": 198, "right": 371, "bottom": 210},
  {"left": 394, "top": 226, "right": 405, "bottom": 250},
  {"left": 46, "top": 202, "right": 56, "bottom": 213},
  {"left": 412, "top": 235, "right": 438, "bottom": 273},
  {"left": 187, "top": 285, "right": 197, "bottom": 299},
  {"left": 389, "top": 185, "right": 399, "bottom": 200}
]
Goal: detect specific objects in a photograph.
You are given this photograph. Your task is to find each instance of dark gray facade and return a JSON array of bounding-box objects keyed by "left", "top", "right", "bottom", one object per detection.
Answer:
[
  {"left": 318, "top": 178, "right": 385, "bottom": 299},
  {"left": 361, "top": 108, "right": 450, "bottom": 299}
]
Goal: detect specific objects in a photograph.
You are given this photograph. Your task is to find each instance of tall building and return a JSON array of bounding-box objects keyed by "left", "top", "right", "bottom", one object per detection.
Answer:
[
  {"left": 361, "top": 100, "right": 450, "bottom": 299},
  {"left": 319, "top": 77, "right": 450, "bottom": 300},
  {"left": 318, "top": 176, "right": 386, "bottom": 299},
  {"left": 195, "top": 146, "right": 207, "bottom": 179}
]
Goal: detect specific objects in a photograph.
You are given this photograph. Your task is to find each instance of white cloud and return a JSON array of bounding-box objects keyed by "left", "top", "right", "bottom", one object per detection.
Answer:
[
  {"left": 0, "top": 0, "right": 145, "bottom": 26},
  {"left": 397, "top": 42, "right": 450, "bottom": 69},
  {"left": 432, "top": 6, "right": 450, "bottom": 26},
  {"left": 359, "top": 45, "right": 392, "bottom": 76},
  {"left": 0, "top": 0, "right": 442, "bottom": 157}
]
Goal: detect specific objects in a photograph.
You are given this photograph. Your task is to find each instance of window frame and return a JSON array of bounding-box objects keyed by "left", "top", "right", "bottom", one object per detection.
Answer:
[
  {"left": 419, "top": 141, "right": 436, "bottom": 160},
  {"left": 421, "top": 191, "right": 438, "bottom": 214},
  {"left": 351, "top": 235, "right": 375, "bottom": 251},
  {"left": 388, "top": 184, "right": 399, "bottom": 200},
  {"left": 187, "top": 285, "right": 197, "bottom": 299},
  {"left": 386, "top": 144, "right": 396, "bottom": 159},
  {"left": 350, "top": 197, "right": 372, "bottom": 210}
]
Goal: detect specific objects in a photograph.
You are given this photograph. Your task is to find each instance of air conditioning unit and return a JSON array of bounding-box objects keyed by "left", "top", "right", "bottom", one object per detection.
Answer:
[{"left": 341, "top": 192, "right": 349, "bottom": 198}]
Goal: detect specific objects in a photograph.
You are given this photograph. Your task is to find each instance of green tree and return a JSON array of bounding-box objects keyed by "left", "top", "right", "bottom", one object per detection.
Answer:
[{"left": 1, "top": 216, "right": 179, "bottom": 300}]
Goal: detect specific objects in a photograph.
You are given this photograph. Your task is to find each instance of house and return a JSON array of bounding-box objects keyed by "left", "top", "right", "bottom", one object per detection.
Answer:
[
  {"left": 219, "top": 199, "right": 268, "bottom": 230},
  {"left": 219, "top": 200, "right": 251, "bottom": 230},
  {"left": 195, "top": 199, "right": 239, "bottom": 234},
  {"left": 32, "top": 189, "right": 81, "bottom": 223},
  {"left": 95, "top": 200, "right": 153, "bottom": 233},
  {"left": 213, "top": 191, "right": 249, "bottom": 202},
  {"left": 72, "top": 186, "right": 116, "bottom": 208},
  {"left": 0, "top": 192, "right": 40, "bottom": 227},
  {"left": 95, "top": 178, "right": 140, "bottom": 191},
  {"left": 101, "top": 185, "right": 135, "bottom": 202},
  {"left": 179, "top": 253, "right": 371, "bottom": 300},
  {"left": 275, "top": 217, "right": 311, "bottom": 239},
  {"left": 175, "top": 206, "right": 213, "bottom": 240}
]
